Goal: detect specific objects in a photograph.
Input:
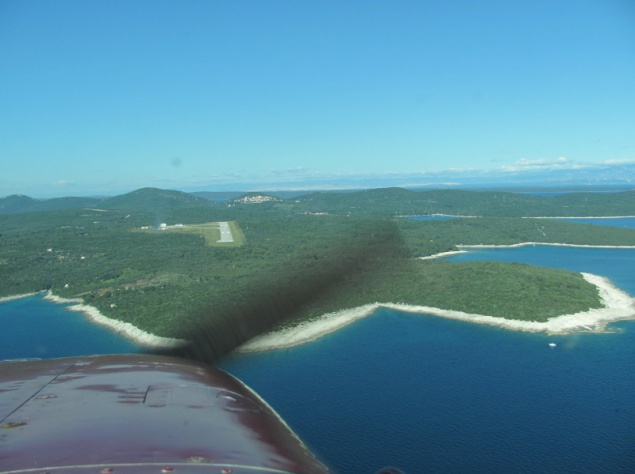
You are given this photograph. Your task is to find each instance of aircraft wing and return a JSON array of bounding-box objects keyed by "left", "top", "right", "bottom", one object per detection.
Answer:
[{"left": 0, "top": 354, "right": 328, "bottom": 473}]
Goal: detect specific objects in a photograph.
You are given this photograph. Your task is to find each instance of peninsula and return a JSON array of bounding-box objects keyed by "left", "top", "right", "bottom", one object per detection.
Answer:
[
  {"left": 1, "top": 187, "right": 634, "bottom": 348},
  {"left": 239, "top": 271, "right": 635, "bottom": 352}
]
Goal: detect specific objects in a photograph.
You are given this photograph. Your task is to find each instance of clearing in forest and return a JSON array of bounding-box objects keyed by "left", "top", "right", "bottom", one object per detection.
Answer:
[{"left": 139, "top": 221, "right": 245, "bottom": 247}]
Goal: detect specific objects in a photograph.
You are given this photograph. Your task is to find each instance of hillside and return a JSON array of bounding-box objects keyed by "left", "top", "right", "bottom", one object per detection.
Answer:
[
  {"left": 290, "top": 188, "right": 635, "bottom": 217},
  {"left": 0, "top": 188, "right": 220, "bottom": 216},
  {"left": 0, "top": 195, "right": 100, "bottom": 215},
  {"left": 97, "top": 187, "right": 216, "bottom": 212},
  {"left": 2, "top": 187, "right": 635, "bottom": 338},
  {"left": 3, "top": 187, "right": 635, "bottom": 218},
  {"left": 0, "top": 195, "right": 38, "bottom": 214}
]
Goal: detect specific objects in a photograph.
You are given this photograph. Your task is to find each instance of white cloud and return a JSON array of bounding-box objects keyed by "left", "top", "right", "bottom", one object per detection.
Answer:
[
  {"left": 601, "top": 158, "right": 635, "bottom": 165},
  {"left": 500, "top": 156, "right": 590, "bottom": 173},
  {"left": 31, "top": 158, "right": 632, "bottom": 198}
]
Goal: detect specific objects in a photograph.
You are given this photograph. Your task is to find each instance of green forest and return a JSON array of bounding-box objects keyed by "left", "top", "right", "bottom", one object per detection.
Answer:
[{"left": 1, "top": 187, "right": 634, "bottom": 338}]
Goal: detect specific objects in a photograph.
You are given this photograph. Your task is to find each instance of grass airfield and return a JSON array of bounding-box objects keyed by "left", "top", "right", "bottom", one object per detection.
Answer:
[{"left": 140, "top": 221, "right": 245, "bottom": 247}]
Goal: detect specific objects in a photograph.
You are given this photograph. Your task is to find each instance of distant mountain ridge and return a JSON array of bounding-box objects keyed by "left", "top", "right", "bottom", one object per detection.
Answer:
[
  {"left": 0, "top": 194, "right": 100, "bottom": 214},
  {"left": 97, "top": 187, "right": 213, "bottom": 212},
  {"left": 292, "top": 187, "right": 635, "bottom": 217},
  {"left": 0, "top": 188, "right": 214, "bottom": 215},
  {"left": 1, "top": 186, "right": 634, "bottom": 217}
]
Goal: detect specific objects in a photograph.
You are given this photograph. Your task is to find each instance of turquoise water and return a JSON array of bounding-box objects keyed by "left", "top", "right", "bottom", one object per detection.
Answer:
[{"left": 1, "top": 247, "right": 634, "bottom": 473}]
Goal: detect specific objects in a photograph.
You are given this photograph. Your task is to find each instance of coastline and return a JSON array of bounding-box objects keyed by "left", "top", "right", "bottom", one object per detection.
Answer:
[
  {"left": 420, "top": 242, "right": 635, "bottom": 261},
  {"left": 238, "top": 272, "right": 635, "bottom": 353},
  {"left": 419, "top": 250, "right": 468, "bottom": 260},
  {"left": 401, "top": 214, "right": 478, "bottom": 218},
  {"left": 4, "top": 238, "right": 634, "bottom": 354},
  {"left": 0, "top": 292, "right": 40, "bottom": 303},
  {"left": 42, "top": 292, "right": 187, "bottom": 349},
  {"left": 458, "top": 242, "right": 635, "bottom": 250},
  {"left": 523, "top": 215, "right": 635, "bottom": 219}
]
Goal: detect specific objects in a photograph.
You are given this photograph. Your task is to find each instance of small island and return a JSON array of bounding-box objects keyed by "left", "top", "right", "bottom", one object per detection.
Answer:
[{"left": 1, "top": 187, "right": 634, "bottom": 349}]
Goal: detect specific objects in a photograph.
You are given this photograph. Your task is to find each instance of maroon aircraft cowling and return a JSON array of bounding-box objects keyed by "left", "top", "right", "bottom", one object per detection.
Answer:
[{"left": 0, "top": 354, "right": 329, "bottom": 473}]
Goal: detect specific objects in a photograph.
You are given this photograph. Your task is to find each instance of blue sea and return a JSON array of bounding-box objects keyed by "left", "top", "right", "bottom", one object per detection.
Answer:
[
  {"left": 219, "top": 245, "right": 635, "bottom": 473},
  {"left": 1, "top": 243, "right": 634, "bottom": 473},
  {"left": 0, "top": 295, "right": 140, "bottom": 360}
]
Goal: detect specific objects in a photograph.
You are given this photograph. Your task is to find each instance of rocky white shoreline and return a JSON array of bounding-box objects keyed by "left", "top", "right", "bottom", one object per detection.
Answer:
[
  {"left": 43, "top": 292, "right": 187, "bottom": 349},
  {"left": 523, "top": 215, "right": 635, "bottom": 219},
  {"left": 4, "top": 241, "right": 634, "bottom": 354},
  {"left": 418, "top": 242, "right": 635, "bottom": 261},
  {"left": 459, "top": 242, "right": 635, "bottom": 249},
  {"left": 237, "top": 272, "right": 635, "bottom": 352},
  {"left": 0, "top": 292, "right": 39, "bottom": 303}
]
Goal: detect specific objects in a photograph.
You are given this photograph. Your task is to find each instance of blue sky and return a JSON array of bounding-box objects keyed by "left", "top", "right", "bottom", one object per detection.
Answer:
[{"left": 1, "top": 0, "right": 634, "bottom": 197}]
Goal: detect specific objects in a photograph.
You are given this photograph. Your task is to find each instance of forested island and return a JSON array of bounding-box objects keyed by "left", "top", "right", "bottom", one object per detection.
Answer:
[{"left": 1, "top": 187, "right": 635, "bottom": 341}]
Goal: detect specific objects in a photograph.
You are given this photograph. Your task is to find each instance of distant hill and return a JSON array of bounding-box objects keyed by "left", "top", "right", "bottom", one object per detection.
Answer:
[
  {"left": 2, "top": 186, "right": 634, "bottom": 217},
  {"left": 293, "top": 187, "right": 635, "bottom": 217},
  {"left": 192, "top": 191, "right": 246, "bottom": 202},
  {"left": 0, "top": 195, "right": 38, "bottom": 214},
  {"left": 40, "top": 196, "right": 102, "bottom": 210},
  {"left": 0, "top": 187, "right": 218, "bottom": 216},
  {"left": 95, "top": 187, "right": 215, "bottom": 212},
  {"left": 0, "top": 194, "right": 100, "bottom": 215}
]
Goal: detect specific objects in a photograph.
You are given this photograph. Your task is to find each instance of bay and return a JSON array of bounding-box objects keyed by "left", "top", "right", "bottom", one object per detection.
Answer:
[
  {"left": 446, "top": 245, "right": 635, "bottom": 292},
  {"left": 222, "top": 313, "right": 635, "bottom": 473},
  {"left": 0, "top": 294, "right": 141, "bottom": 360},
  {"left": 220, "top": 246, "right": 635, "bottom": 473},
  {"left": 1, "top": 246, "right": 634, "bottom": 473}
]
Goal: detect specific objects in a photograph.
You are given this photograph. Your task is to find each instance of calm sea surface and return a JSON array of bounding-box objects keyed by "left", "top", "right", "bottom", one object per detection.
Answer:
[
  {"left": 219, "top": 245, "right": 635, "bottom": 473},
  {"left": 0, "top": 295, "right": 140, "bottom": 360},
  {"left": 1, "top": 244, "right": 634, "bottom": 473},
  {"left": 409, "top": 216, "right": 635, "bottom": 229}
]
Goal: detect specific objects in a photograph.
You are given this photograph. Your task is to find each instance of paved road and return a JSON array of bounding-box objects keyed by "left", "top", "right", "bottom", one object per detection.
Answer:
[{"left": 217, "top": 221, "right": 234, "bottom": 243}]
